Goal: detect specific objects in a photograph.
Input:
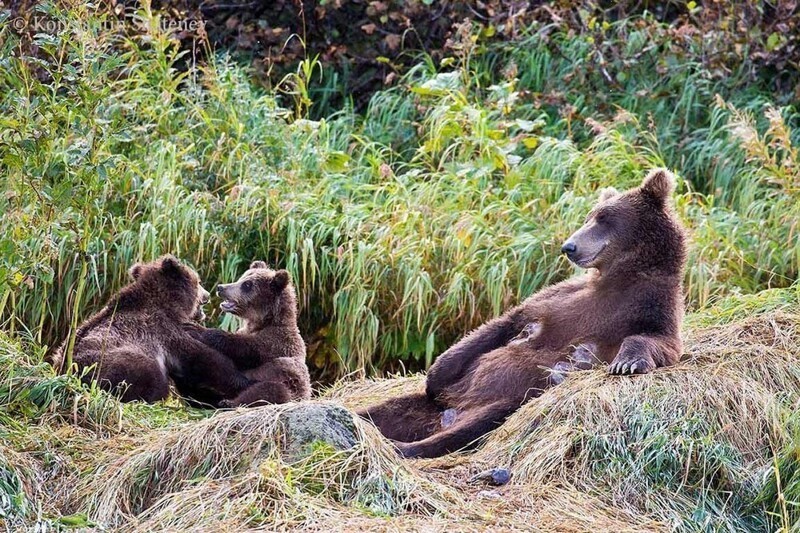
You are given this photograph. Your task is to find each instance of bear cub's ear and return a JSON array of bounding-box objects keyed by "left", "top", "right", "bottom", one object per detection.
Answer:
[
  {"left": 129, "top": 263, "right": 144, "bottom": 280},
  {"left": 598, "top": 187, "right": 620, "bottom": 203},
  {"left": 272, "top": 270, "right": 290, "bottom": 291},
  {"left": 250, "top": 260, "right": 268, "bottom": 270},
  {"left": 159, "top": 255, "right": 183, "bottom": 276},
  {"left": 641, "top": 168, "right": 677, "bottom": 204}
]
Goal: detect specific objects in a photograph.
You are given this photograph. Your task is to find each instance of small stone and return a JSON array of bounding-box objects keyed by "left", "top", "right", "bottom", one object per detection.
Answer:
[{"left": 469, "top": 467, "right": 512, "bottom": 486}]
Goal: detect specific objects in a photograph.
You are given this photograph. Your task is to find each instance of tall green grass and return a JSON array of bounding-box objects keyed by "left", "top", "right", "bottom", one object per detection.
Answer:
[{"left": 0, "top": 4, "right": 797, "bottom": 377}]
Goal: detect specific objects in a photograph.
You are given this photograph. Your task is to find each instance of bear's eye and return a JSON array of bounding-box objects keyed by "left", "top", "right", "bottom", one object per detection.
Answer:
[
  {"left": 242, "top": 281, "right": 253, "bottom": 292},
  {"left": 595, "top": 211, "right": 608, "bottom": 223}
]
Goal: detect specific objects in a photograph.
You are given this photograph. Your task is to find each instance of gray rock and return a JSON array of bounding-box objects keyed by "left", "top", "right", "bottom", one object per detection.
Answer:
[
  {"left": 278, "top": 402, "right": 358, "bottom": 462},
  {"left": 469, "top": 467, "right": 512, "bottom": 486}
]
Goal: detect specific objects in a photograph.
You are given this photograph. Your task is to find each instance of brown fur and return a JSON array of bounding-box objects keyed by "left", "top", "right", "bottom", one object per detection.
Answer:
[
  {"left": 183, "top": 261, "right": 311, "bottom": 407},
  {"left": 360, "top": 169, "right": 687, "bottom": 458},
  {"left": 52, "top": 255, "right": 252, "bottom": 403}
]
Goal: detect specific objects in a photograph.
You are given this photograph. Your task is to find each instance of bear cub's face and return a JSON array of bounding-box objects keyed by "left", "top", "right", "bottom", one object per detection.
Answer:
[
  {"left": 217, "top": 261, "right": 291, "bottom": 326},
  {"left": 128, "top": 255, "right": 210, "bottom": 321},
  {"left": 561, "top": 169, "right": 679, "bottom": 271}
]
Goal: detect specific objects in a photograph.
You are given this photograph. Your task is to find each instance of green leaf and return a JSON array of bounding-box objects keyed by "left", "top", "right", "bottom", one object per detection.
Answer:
[
  {"left": 766, "top": 32, "right": 784, "bottom": 51},
  {"left": 411, "top": 71, "right": 462, "bottom": 97},
  {"left": 323, "top": 151, "right": 350, "bottom": 173}
]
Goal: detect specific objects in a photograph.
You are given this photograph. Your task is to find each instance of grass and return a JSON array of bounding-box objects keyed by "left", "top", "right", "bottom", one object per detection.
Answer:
[
  {"left": 1, "top": 3, "right": 798, "bottom": 377},
  {"left": 0, "top": 287, "right": 796, "bottom": 530},
  {"left": 80, "top": 403, "right": 461, "bottom": 530}
]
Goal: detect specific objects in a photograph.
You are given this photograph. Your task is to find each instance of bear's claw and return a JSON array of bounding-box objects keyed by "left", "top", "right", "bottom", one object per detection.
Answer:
[{"left": 608, "top": 355, "right": 654, "bottom": 375}]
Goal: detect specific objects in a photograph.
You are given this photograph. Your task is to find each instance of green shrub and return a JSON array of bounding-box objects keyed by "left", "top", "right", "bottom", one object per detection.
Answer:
[{"left": 0, "top": 4, "right": 797, "bottom": 377}]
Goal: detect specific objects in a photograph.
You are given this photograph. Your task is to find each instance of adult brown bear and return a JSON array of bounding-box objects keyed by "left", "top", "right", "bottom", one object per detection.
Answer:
[
  {"left": 360, "top": 169, "right": 687, "bottom": 458},
  {"left": 52, "top": 255, "right": 253, "bottom": 403},
  {"left": 182, "top": 261, "right": 311, "bottom": 407}
]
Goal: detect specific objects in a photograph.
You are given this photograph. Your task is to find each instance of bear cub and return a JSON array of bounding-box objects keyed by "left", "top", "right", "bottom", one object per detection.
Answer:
[
  {"left": 52, "top": 255, "right": 252, "bottom": 403},
  {"left": 183, "top": 261, "right": 311, "bottom": 407},
  {"left": 360, "top": 169, "right": 687, "bottom": 458}
]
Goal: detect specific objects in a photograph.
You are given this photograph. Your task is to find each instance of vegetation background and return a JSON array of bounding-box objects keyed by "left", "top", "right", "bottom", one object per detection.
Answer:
[{"left": 0, "top": 0, "right": 799, "bottom": 530}]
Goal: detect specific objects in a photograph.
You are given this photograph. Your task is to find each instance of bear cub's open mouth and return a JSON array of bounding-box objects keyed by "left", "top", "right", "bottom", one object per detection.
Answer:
[{"left": 220, "top": 300, "right": 238, "bottom": 313}]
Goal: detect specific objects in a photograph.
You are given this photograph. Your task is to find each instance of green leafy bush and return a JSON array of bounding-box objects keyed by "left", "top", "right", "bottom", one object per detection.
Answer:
[{"left": 0, "top": 4, "right": 797, "bottom": 379}]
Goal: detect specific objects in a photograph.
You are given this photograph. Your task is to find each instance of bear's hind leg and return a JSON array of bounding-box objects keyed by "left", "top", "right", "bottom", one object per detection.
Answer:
[
  {"left": 358, "top": 392, "right": 442, "bottom": 443},
  {"left": 425, "top": 309, "right": 524, "bottom": 400},
  {"left": 394, "top": 400, "right": 517, "bottom": 459},
  {"left": 221, "top": 379, "right": 294, "bottom": 407},
  {"left": 93, "top": 348, "right": 170, "bottom": 403}
]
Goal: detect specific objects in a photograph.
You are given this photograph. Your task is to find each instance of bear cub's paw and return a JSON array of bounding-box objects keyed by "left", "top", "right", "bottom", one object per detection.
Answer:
[{"left": 608, "top": 352, "right": 656, "bottom": 375}]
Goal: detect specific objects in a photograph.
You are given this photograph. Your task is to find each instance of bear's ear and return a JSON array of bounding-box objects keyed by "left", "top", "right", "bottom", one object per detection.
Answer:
[
  {"left": 598, "top": 187, "right": 620, "bottom": 203},
  {"left": 128, "top": 263, "right": 144, "bottom": 280},
  {"left": 272, "top": 270, "right": 290, "bottom": 291},
  {"left": 250, "top": 260, "right": 268, "bottom": 270},
  {"left": 159, "top": 255, "right": 183, "bottom": 276},
  {"left": 640, "top": 168, "right": 676, "bottom": 205}
]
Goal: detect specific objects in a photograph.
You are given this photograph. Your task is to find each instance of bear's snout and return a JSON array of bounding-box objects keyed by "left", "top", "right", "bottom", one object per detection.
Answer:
[
  {"left": 217, "top": 284, "right": 229, "bottom": 296},
  {"left": 561, "top": 241, "right": 577, "bottom": 256},
  {"left": 199, "top": 287, "right": 210, "bottom": 304}
]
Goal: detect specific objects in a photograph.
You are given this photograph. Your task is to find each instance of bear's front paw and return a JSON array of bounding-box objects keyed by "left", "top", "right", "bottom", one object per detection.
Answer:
[
  {"left": 608, "top": 352, "right": 655, "bottom": 375},
  {"left": 218, "top": 399, "right": 240, "bottom": 409}
]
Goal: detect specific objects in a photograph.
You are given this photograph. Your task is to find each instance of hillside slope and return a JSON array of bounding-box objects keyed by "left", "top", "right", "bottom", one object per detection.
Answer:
[{"left": 1, "top": 287, "right": 797, "bottom": 531}]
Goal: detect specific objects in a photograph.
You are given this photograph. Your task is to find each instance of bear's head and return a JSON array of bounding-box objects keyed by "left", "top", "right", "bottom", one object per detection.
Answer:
[
  {"left": 128, "top": 255, "right": 210, "bottom": 321},
  {"left": 216, "top": 261, "right": 297, "bottom": 330},
  {"left": 561, "top": 169, "right": 686, "bottom": 277}
]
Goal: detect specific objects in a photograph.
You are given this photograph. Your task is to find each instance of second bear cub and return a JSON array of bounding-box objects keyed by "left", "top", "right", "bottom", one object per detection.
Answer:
[{"left": 184, "top": 261, "right": 311, "bottom": 407}]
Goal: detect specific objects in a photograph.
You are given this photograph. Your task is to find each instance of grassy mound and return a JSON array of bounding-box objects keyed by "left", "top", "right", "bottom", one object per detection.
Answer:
[
  {"left": 80, "top": 402, "right": 462, "bottom": 530},
  {"left": 474, "top": 311, "right": 800, "bottom": 530},
  {"left": 22, "top": 290, "right": 783, "bottom": 530},
  {"left": 74, "top": 400, "right": 661, "bottom": 531}
]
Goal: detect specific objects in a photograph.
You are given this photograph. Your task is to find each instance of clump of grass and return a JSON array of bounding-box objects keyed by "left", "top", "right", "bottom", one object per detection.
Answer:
[
  {"left": 0, "top": 445, "right": 35, "bottom": 526},
  {"left": 0, "top": 332, "right": 121, "bottom": 432},
  {"left": 475, "top": 310, "right": 800, "bottom": 530},
  {"left": 323, "top": 374, "right": 425, "bottom": 412},
  {"left": 80, "top": 402, "right": 461, "bottom": 530},
  {"left": 759, "top": 433, "right": 800, "bottom": 532}
]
